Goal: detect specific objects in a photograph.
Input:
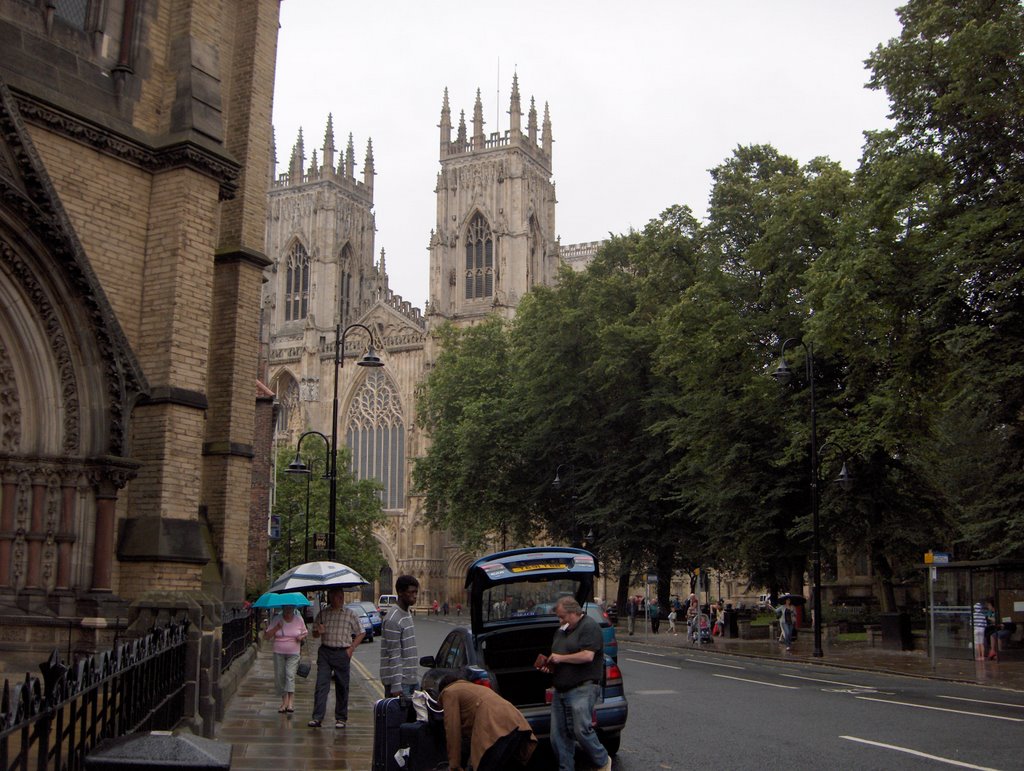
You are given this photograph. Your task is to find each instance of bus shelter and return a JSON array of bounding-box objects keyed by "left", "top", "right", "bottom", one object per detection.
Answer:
[{"left": 924, "top": 558, "right": 1024, "bottom": 661}]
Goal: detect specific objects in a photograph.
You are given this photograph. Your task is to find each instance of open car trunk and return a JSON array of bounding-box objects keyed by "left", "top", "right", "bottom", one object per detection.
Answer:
[{"left": 478, "top": 623, "right": 557, "bottom": 708}]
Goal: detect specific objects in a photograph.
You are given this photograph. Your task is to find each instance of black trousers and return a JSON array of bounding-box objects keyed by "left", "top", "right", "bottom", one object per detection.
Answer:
[
  {"left": 476, "top": 729, "right": 532, "bottom": 771},
  {"left": 312, "top": 645, "right": 351, "bottom": 721}
]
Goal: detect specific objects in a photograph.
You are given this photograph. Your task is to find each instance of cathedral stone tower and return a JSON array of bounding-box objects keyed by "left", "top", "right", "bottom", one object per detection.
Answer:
[{"left": 428, "top": 76, "right": 559, "bottom": 324}]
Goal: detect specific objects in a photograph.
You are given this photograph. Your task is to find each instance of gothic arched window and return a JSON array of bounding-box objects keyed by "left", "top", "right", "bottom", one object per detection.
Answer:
[
  {"left": 464, "top": 213, "right": 494, "bottom": 300},
  {"left": 274, "top": 372, "right": 300, "bottom": 434},
  {"left": 345, "top": 371, "right": 405, "bottom": 509},
  {"left": 284, "top": 242, "right": 310, "bottom": 321}
]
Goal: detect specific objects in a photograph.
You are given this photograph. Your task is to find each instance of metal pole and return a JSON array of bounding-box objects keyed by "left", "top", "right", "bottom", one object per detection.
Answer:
[
  {"left": 808, "top": 343, "right": 823, "bottom": 658},
  {"left": 929, "top": 566, "right": 936, "bottom": 670},
  {"left": 329, "top": 323, "right": 340, "bottom": 562},
  {"left": 304, "top": 460, "right": 313, "bottom": 563}
]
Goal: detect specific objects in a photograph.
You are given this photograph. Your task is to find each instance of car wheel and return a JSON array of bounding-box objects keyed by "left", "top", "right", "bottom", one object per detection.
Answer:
[{"left": 599, "top": 733, "right": 620, "bottom": 756}]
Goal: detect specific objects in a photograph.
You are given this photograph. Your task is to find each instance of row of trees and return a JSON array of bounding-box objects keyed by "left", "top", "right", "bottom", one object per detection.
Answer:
[{"left": 413, "top": 0, "right": 1024, "bottom": 611}]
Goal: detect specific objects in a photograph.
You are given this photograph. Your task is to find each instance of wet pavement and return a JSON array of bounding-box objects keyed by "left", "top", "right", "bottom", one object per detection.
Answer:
[
  {"left": 217, "top": 627, "right": 1024, "bottom": 769},
  {"left": 219, "top": 639, "right": 385, "bottom": 770},
  {"left": 621, "top": 625, "right": 1024, "bottom": 691}
]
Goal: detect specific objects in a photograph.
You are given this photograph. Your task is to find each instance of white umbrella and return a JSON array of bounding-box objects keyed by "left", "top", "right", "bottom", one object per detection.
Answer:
[{"left": 269, "top": 560, "right": 369, "bottom": 593}]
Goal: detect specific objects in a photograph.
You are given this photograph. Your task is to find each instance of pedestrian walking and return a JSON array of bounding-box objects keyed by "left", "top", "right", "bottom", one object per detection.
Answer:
[
  {"left": 776, "top": 596, "right": 796, "bottom": 651},
  {"left": 667, "top": 607, "right": 678, "bottom": 635},
  {"left": 380, "top": 574, "right": 420, "bottom": 697},
  {"left": 264, "top": 604, "right": 307, "bottom": 714},
  {"left": 308, "top": 588, "right": 364, "bottom": 728}
]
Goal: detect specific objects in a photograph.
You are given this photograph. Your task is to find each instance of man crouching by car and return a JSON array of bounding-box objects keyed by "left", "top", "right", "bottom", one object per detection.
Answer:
[{"left": 536, "top": 597, "right": 611, "bottom": 771}]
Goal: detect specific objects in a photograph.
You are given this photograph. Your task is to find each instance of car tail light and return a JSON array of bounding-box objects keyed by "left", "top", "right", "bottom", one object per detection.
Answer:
[{"left": 605, "top": 660, "right": 622, "bottom": 686}]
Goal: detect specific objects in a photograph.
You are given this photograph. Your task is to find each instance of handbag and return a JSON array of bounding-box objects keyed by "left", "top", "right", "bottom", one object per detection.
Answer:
[
  {"left": 410, "top": 689, "right": 443, "bottom": 723},
  {"left": 297, "top": 659, "right": 312, "bottom": 678}
]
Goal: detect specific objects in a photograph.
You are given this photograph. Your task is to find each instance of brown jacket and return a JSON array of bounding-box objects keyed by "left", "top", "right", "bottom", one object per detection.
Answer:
[{"left": 439, "top": 680, "right": 536, "bottom": 770}]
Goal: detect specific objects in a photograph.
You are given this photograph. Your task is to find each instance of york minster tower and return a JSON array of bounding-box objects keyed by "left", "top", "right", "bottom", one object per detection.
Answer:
[
  {"left": 261, "top": 77, "right": 564, "bottom": 604},
  {"left": 428, "top": 75, "right": 559, "bottom": 325}
]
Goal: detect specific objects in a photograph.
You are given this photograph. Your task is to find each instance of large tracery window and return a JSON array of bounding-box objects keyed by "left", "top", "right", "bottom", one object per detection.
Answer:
[
  {"left": 345, "top": 370, "right": 405, "bottom": 509},
  {"left": 339, "top": 243, "right": 354, "bottom": 325},
  {"left": 464, "top": 213, "right": 494, "bottom": 300},
  {"left": 284, "top": 242, "right": 310, "bottom": 322},
  {"left": 274, "top": 372, "right": 300, "bottom": 434}
]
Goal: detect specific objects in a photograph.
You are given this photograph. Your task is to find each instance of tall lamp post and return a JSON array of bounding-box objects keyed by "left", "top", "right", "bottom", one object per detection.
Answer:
[
  {"left": 552, "top": 464, "right": 578, "bottom": 546},
  {"left": 288, "top": 324, "right": 382, "bottom": 562},
  {"left": 288, "top": 431, "right": 329, "bottom": 561},
  {"left": 771, "top": 337, "right": 824, "bottom": 657}
]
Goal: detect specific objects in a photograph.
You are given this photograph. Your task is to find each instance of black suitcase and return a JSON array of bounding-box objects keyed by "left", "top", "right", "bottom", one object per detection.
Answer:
[
  {"left": 372, "top": 697, "right": 413, "bottom": 771},
  {"left": 399, "top": 720, "right": 448, "bottom": 771}
]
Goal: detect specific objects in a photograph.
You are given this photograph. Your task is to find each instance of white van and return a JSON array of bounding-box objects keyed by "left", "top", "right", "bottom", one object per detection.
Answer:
[{"left": 377, "top": 594, "right": 398, "bottom": 615}]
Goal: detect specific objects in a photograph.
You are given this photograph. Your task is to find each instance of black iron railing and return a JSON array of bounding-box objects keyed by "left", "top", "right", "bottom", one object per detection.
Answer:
[
  {"left": 0, "top": 619, "right": 190, "bottom": 771},
  {"left": 220, "top": 606, "right": 256, "bottom": 674}
]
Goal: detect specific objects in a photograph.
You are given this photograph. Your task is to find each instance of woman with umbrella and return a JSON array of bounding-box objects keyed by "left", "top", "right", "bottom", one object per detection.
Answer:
[
  {"left": 264, "top": 600, "right": 309, "bottom": 713},
  {"left": 775, "top": 595, "right": 800, "bottom": 652}
]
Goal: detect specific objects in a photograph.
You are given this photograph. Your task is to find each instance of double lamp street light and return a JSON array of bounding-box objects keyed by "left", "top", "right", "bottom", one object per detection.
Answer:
[{"left": 287, "top": 323, "right": 383, "bottom": 563}]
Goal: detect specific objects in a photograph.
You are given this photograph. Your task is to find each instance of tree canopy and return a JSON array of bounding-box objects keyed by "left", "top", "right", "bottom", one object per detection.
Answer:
[{"left": 412, "top": 0, "right": 1024, "bottom": 606}]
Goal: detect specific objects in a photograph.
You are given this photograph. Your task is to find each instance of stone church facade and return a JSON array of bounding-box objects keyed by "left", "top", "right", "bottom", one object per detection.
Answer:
[{"left": 262, "top": 77, "right": 568, "bottom": 606}]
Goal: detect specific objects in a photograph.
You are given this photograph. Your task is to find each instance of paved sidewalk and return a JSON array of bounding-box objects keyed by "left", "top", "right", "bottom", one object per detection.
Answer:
[
  {"left": 620, "top": 625, "right": 1024, "bottom": 691},
  {"left": 216, "top": 624, "right": 1024, "bottom": 769},
  {"left": 219, "top": 639, "right": 384, "bottom": 770}
]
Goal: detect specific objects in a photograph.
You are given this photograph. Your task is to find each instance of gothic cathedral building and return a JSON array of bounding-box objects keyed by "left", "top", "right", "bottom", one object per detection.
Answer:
[{"left": 262, "top": 77, "right": 561, "bottom": 605}]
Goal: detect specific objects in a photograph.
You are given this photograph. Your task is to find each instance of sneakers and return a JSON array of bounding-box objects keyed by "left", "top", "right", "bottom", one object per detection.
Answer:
[
  {"left": 307, "top": 720, "right": 321, "bottom": 728},
  {"left": 335, "top": 720, "right": 346, "bottom": 729}
]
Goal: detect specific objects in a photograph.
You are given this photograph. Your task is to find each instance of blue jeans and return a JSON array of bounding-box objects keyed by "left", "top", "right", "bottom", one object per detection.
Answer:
[{"left": 550, "top": 682, "right": 608, "bottom": 771}]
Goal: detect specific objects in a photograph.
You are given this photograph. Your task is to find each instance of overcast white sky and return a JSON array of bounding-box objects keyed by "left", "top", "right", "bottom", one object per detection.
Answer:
[{"left": 272, "top": 1, "right": 904, "bottom": 308}]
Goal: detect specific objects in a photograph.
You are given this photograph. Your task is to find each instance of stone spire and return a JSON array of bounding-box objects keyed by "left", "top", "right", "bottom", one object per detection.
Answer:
[
  {"left": 322, "top": 114, "right": 336, "bottom": 171},
  {"left": 310, "top": 148, "right": 319, "bottom": 177},
  {"left": 542, "top": 102, "right": 552, "bottom": 158},
  {"left": 289, "top": 127, "right": 305, "bottom": 183},
  {"left": 345, "top": 132, "right": 355, "bottom": 178},
  {"left": 439, "top": 87, "right": 452, "bottom": 156},
  {"left": 363, "top": 138, "right": 375, "bottom": 192},
  {"left": 472, "top": 88, "right": 485, "bottom": 147},
  {"left": 528, "top": 96, "right": 538, "bottom": 146},
  {"left": 509, "top": 73, "right": 521, "bottom": 135},
  {"left": 457, "top": 109, "right": 467, "bottom": 149}
]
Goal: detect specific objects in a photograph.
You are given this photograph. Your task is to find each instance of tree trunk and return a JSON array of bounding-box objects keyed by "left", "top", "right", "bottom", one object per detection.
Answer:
[
  {"left": 656, "top": 543, "right": 675, "bottom": 609},
  {"left": 615, "top": 550, "right": 633, "bottom": 612},
  {"left": 870, "top": 543, "right": 898, "bottom": 612}
]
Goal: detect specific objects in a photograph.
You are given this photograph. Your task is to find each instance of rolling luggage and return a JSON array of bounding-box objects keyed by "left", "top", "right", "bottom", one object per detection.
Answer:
[
  {"left": 399, "top": 719, "right": 448, "bottom": 770},
  {"left": 372, "top": 696, "right": 413, "bottom": 771}
]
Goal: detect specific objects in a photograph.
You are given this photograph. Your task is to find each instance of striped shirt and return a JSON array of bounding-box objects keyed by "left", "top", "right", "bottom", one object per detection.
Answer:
[
  {"left": 317, "top": 605, "right": 363, "bottom": 648},
  {"left": 380, "top": 606, "right": 418, "bottom": 689}
]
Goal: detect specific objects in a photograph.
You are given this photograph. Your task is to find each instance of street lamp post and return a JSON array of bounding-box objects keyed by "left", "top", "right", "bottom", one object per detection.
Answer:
[
  {"left": 301, "top": 459, "right": 317, "bottom": 562},
  {"left": 289, "top": 324, "right": 383, "bottom": 563},
  {"left": 771, "top": 337, "right": 824, "bottom": 658},
  {"left": 552, "top": 464, "right": 578, "bottom": 546}
]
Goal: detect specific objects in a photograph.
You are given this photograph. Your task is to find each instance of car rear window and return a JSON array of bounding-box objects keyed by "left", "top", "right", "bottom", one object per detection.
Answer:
[{"left": 480, "top": 580, "right": 581, "bottom": 622}]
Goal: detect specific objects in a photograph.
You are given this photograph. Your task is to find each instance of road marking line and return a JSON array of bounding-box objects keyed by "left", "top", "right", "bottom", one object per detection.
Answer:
[
  {"left": 938, "top": 695, "right": 1024, "bottom": 710},
  {"left": 684, "top": 658, "right": 745, "bottom": 670},
  {"left": 351, "top": 655, "right": 385, "bottom": 698},
  {"left": 841, "top": 736, "right": 1000, "bottom": 770},
  {"left": 621, "top": 649, "right": 667, "bottom": 657},
  {"left": 782, "top": 674, "right": 875, "bottom": 688},
  {"left": 712, "top": 674, "right": 798, "bottom": 689},
  {"left": 634, "top": 689, "right": 678, "bottom": 695},
  {"left": 856, "top": 696, "right": 1023, "bottom": 722},
  {"left": 624, "top": 657, "right": 678, "bottom": 669}
]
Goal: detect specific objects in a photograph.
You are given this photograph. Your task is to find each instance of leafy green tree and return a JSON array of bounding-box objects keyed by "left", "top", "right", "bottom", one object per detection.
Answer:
[
  {"left": 414, "top": 318, "right": 533, "bottom": 548},
  {"left": 268, "top": 443, "right": 386, "bottom": 585}
]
